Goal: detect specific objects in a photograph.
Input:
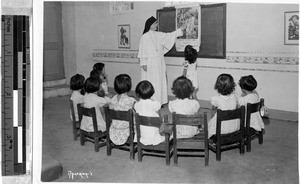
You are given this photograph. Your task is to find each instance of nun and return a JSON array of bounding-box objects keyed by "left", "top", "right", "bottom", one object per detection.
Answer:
[{"left": 138, "top": 16, "right": 183, "bottom": 106}]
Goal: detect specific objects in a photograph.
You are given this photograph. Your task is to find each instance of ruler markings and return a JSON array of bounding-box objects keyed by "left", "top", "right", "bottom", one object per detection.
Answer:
[{"left": 2, "top": 15, "right": 28, "bottom": 175}]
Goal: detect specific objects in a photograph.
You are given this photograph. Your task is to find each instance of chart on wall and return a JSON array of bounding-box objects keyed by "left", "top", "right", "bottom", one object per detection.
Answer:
[
  {"left": 175, "top": 5, "right": 201, "bottom": 52},
  {"left": 157, "top": 3, "right": 226, "bottom": 58}
]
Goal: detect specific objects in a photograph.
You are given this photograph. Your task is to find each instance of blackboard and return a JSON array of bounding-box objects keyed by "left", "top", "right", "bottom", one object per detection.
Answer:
[{"left": 157, "top": 3, "right": 226, "bottom": 58}]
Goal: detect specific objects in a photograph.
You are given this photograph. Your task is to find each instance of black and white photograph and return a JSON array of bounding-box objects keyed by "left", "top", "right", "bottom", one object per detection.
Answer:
[{"left": 0, "top": 0, "right": 299, "bottom": 184}]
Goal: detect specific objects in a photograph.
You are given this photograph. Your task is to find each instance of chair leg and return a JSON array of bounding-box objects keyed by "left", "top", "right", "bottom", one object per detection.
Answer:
[
  {"left": 80, "top": 130, "right": 85, "bottom": 146},
  {"left": 216, "top": 146, "right": 221, "bottom": 161},
  {"left": 174, "top": 149, "right": 178, "bottom": 165},
  {"left": 258, "top": 131, "right": 263, "bottom": 144},
  {"left": 240, "top": 140, "right": 245, "bottom": 155},
  {"left": 137, "top": 144, "right": 142, "bottom": 162},
  {"left": 106, "top": 140, "right": 111, "bottom": 156},
  {"left": 246, "top": 135, "right": 251, "bottom": 152},
  {"left": 130, "top": 142, "right": 134, "bottom": 160},
  {"left": 205, "top": 144, "right": 209, "bottom": 166},
  {"left": 73, "top": 123, "right": 77, "bottom": 141},
  {"left": 166, "top": 142, "right": 170, "bottom": 166},
  {"left": 95, "top": 137, "right": 100, "bottom": 152}
]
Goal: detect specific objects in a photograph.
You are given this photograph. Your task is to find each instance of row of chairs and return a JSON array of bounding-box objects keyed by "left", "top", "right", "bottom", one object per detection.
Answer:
[{"left": 69, "top": 98, "right": 265, "bottom": 166}]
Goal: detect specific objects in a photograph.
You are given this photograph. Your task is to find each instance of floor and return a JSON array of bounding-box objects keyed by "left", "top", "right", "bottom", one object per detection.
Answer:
[{"left": 42, "top": 95, "right": 299, "bottom": 183}]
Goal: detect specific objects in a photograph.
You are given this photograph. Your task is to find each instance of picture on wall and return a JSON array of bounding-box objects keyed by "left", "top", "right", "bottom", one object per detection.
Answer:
[
  {"left": 118, "top": 24, "right": 130, "bottom": 48},
  {"left": 284, "top": 11, "right": 299, "bottom": 45}
]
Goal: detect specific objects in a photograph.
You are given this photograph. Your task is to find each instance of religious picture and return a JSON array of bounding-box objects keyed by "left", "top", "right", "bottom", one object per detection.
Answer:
[
  {"left": 118, "top": 25, "right": 130, "bottom": 48},
  {"left": 284, "top": 11, "right": 299, "bottom": 45},
  {"left": 175, "top": 5, "right": 201, "bottom": 52}
]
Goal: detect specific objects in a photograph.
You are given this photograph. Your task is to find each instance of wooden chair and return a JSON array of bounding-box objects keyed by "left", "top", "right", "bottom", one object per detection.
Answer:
[
  {"left": 70, "top": 99, "right": 80, "bottom": 141},
  {"left": 245, "top": 98, "right": 264, "bottom": 152},
  {"left": 172, "top": 112, "right": 209, "bottom": 166},
  {"left": 104, "top": 106, "right": 137, "bottom": 160},
  {"left": 77, "top": 104, "right": 106, "bottom": 152},
  {"left": 135, "top": 114, "right": 173, "bottom": 166},
  {"left": 208, "top": 106, "right": 246, "bottom": 161}
]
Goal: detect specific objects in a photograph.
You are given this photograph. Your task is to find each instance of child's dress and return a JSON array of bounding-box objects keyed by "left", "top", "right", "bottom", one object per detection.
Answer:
[
  {"left": 238, "top": 92, "right": 264, "bottom": 131},
  {"left": 208, "top": 93, "right": 239, "bottom": 138},
  {"left": 109, "top": 94, "right": 136, "bottom": 145},
  {"left": 183, "top": 61, "right": 198, "bottom": 90},
  {"left": 168, "top": 98, "right": 200, "bottom": 139},
  {"left": 70, "top": 90, "right": 84, "bottom": 121},
  {"left": 134, "top": 99, "right": 165, "bottom": 145},
  {"left": 80, "top": 93, "right": 110, "bottom": 132}
]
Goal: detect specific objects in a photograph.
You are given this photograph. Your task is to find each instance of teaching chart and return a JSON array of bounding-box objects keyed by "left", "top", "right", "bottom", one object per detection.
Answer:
[{"left": 175, "top": 5, "right": 201, "bottom": 52}]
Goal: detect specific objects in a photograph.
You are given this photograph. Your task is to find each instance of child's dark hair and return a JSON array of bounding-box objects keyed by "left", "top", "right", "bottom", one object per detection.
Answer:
[
  {"left": 172, "top": 76, "right": 194, "bottom": 99},
  {"left": 184, "top": 45, "right": 197, "bottom": 64},
  {"left": 70, "top": 74, "right": 85, "bottom": 90},
  {"left": 114, "top": 74, "right": 132, "bottom": 94},
  {"left": 93, "top": 62, "right": 105, "bottom": 71},
  {"left": 135, "top": 80, "right": 155, "bottom": 100},
  {"left": 239, "top": 75, "right": 257, "bottom": 91},
  {"left": 90, "top": 69, "right": 102, "bottom": 83},
  {"left": 214, "top": 73, "right": 236, "bottom": 95},
  {"left": 84, "top": 76, "right": 100, "bottom": 93}
]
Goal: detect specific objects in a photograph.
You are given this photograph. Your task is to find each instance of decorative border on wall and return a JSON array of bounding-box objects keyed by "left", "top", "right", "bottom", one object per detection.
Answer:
[
  {"left": 92, "top": 49, "right": 298, "bottom": 72},
  {"left": 226, "top": 51, "right": 299, "bottom": 65},
  {"left": 167, "top": 64, "right": 298, "bottom": 73},
  {"left": 93, "top": 49, "right": 138, "bottom": 59},
  {"left": 226, "top": 56, "right": 299, "bottom": 65}
]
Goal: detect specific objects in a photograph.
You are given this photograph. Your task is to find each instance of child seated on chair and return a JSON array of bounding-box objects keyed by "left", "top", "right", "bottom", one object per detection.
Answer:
[
  {"left": 80, "top": 76, "right": 111, "bottom": 132},
  {"left": 134, "top": 80, "right": 165, "bottom": 145},
  {"left": 169, "top": 76, "right": 200, "bottom": 139},
  {"left": 109, "top": 74, "right": 136, "bottom": 145},
  {"left": 93, "top": 62, "right": 112, "bottom": 97},
  {"left": 70, "top": 74, "right": 85, "bottom": 121},
  {"left": 90, "top": 69, "right": 106, "bottom": 97},
  {"left": 238, "top": 75, "right": 264, "bottom": 131},
  {"left": 208, "top": 73, "right": 239, "bottom": 138}
]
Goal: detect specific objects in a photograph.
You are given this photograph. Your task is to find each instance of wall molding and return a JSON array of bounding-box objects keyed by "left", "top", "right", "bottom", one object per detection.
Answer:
[
  {"left": 226, "top": 50, "right": 299, "bottom": 65},
  {"left": 93, "top": 49, "right": 299, "bottom": 73}
]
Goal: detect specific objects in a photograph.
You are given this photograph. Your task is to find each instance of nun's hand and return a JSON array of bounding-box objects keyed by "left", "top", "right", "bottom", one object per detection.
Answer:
[{"left": 141, "top": 65, "right": 147, "bottom": 71}]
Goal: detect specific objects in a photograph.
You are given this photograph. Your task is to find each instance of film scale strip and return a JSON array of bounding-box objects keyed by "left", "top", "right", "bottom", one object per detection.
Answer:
[{"left": 2, "top": 15, "right": 30, "bottom": 176}]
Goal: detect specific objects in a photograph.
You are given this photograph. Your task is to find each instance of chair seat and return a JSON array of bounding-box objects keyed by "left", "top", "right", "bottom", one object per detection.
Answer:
[
  {"left": 210, "top": 130, "right": 243, "bottom": 145},
  {"left": 248, "top": 127, "right": 258, "bottom": 135},
  {"left": 140, "top": 140, "right": 172, "bottom": 151},
  {"left": 82, "top": 130, "right": 106, "bottom": 141}
]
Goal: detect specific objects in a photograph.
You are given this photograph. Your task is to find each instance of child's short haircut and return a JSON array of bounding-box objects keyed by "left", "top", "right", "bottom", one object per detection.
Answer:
[
  {"left": 184, "top": 45, "right": 197, "bottom": 64},
  {"left": 239, "top": 75, "right": 257, "bottom": 91},
  {"left": 70, "top": 74, "right": 85, "bottom": 90},
  {"left": 84, "top": 77, "right": 100, "bottom": 93},
  {"left": 214, "top": 73, "right": 236, "bottom": 95},
  {"left": 135, "top": 80, "right": 155, "bottom": 100},
  {"left": 93, "top": 62, "right": 105, "bottom": 71},
  {"left": 114, "top": 74, "right": 132, "bottom": 94},
  {"left": 90, "top": 69, "right": 102, "bottom": 83},
  {"left": 172, "top": 76, "right": 194, "bottom": 99}
]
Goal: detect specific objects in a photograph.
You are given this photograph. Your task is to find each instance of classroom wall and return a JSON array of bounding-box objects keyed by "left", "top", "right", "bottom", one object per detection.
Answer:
[{"left": 61, "top": 2, "right": 299, "bottom": 115}]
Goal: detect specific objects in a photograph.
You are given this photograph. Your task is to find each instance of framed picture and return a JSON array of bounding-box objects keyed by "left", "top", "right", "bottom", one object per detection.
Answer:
[
  {"left": 284, "top": 11, "right": 299, "bottom": 45},
  {"left": 118, "top": 24, "right": 130, "bottom": 48}
]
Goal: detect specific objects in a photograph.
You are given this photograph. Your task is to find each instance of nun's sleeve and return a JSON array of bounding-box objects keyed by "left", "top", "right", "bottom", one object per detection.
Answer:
[{"left": 159, "top": 28, "right": 183, "bottom": 55}]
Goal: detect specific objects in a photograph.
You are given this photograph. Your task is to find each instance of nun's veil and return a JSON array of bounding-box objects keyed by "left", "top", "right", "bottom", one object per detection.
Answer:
[{"left": 142, "top": 16, "right": 157, "bottom": 34}]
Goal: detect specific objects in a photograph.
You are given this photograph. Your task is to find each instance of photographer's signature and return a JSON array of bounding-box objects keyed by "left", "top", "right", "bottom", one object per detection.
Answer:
[{"left": 68, "top": 171, "right": 92, "bottom": 180}]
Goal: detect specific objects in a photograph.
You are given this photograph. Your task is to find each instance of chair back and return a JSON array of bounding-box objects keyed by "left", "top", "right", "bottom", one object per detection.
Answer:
[
  {"left": 104, "top": 106, "right": 135, "bottom": 133},
  {"left": 172, "top": 112, "right": 208, "bottom": 140},
  {"left": 216, "top": 106, "right": 246, "bottom": 142},
  {"left": 135, "top": 114, "right": 166, "bottom": 142},
  {"left": 246, "top": 98, "right": 264, "bottom": 130},
  {"left": 77, "top": 104, "right": 99, "bottom": 133}
]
